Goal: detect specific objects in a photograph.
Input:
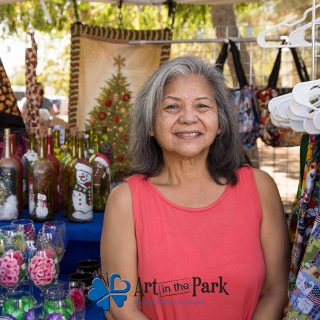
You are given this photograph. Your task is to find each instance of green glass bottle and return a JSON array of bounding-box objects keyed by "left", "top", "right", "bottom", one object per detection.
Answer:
[
  {"left": 60, "top": 127, "right": 71, "bottom": 159},
  {"left": 89, "top": 134, "right": 111, "bottom": 211},
  {"left": 62, "top": 133, "right": 78, "bottom": 215},
  {"left": 29, "top": 134, "right": 56, "bottom": 222},
  {"left": 67, "top": 134, "right": 93, "bottom": 222},
  {"left": 85, "top": 128, "right": 95, "bottom": 160},
  {"left": 21, "top": 130, "right": 38, "bottom": 208},
  {"left": 53, "top": 130, "right": 64, "bottom": 162}
]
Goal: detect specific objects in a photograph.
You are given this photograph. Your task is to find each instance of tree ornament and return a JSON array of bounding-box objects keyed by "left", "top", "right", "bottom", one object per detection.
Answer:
[
  {"left": 118, "top": 127, "right": 124, "bottom": 133},
  {"left": 90, "top": 115, "right": 96, "bottom": 125},
  {"left": 98, "top": 111, "right": 106, "bottom": 120},
  {"left": 123, "top": 93, "right": 130, "bottom": 102},
  {"left": 118, "top": 79, "right": 125, "bottom": 86},
  {"left": 117, "top": 155, "right": 124, "bottom": 162},
  {"left": 98, "top": 96, "right": 104, "bottom": 102},
  {"left": 112, "top": 93, "right": 120, "bottom": 102},
  {"left": 105, "top": 99, "right": 112, "bottom": 107},
  {"left": 113, "top": 115, "right": 119, "bottom": 123},
  {"left": 120, "top": 107, "right": 126, "bottom": 114},
  {"left": 123, "top": 134, "right": 128, "bottom": 141}
]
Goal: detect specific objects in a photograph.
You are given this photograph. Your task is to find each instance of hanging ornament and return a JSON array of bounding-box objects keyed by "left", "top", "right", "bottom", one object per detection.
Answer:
[
  {"left": 118, "top": 127, "right": 124, "bottom": 133},
  {"left": 90, "top": 115, "right": 96, "bottom": 125},
  {"left": 105, "top": 99, "right": 112, "bottom": 107},
  {"left": 98, "top": 111, "right": 106, "bottom": 120},
  {"left": 123, "top": 134, "right": 128, "bottom": 142},
  {"left": 98, "top": 96, "right": 104, "bottom": 102},
  {"left": 117, "top": 155, "right": 125, "bottom": 162},
  {"left": 102, "top": 133, "right": 109, "bottom": 142},
  {"left": 112, "top": 93, "right": 120, "bottom": 102},
  {"left": 113, "top": 115, "right": 119, "bottom": 124},
  {"left": 118, "top": 79, "right": 125, "bottom": 86},
  {"left": 120, "top": 107, "right": 126, "bottom": 114},
  {"left": 123, "top": 93, "right": 130, "bottom": 102}
]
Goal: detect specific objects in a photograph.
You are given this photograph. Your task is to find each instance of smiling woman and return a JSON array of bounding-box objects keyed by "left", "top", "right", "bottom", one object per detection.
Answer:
[{"left": 100, "top": 56, "right": 290, "bottom": 320}]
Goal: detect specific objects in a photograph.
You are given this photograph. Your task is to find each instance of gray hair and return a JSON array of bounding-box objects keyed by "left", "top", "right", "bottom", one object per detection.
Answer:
[{"left": 129, "top": 56, "right": 247, "bottom": 185}]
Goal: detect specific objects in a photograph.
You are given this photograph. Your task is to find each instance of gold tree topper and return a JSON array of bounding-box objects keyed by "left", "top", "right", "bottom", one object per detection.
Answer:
[{"left": 113, "top": 55, "right": 125, "bottom": 73}]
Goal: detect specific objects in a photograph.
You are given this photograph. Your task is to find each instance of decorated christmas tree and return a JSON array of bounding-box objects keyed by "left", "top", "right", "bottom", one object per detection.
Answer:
[{"left": 87, "top": 55, "right": 132, "bottom": 182}]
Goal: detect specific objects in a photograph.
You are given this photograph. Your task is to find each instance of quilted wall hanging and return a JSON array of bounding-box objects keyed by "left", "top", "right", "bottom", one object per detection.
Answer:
[{"left": 68, "top": 22, "right": 171, "bottom": 179}]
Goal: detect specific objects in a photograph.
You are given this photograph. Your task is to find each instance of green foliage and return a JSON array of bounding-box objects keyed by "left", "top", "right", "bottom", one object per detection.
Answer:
[{"left": 0, "top": 1, "right": 213, "bottom": 36}]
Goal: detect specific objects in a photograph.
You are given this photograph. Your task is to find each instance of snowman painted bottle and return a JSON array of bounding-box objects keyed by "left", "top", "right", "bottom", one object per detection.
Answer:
[
  {"left": 29, "top": 134, "right": 56, "bottom": 222},
  {"left": 67, "top": 133, "right": 93, "bottom": 222},
  {"left": 0, "top": 128, "right": 21, "bottom": 220}
]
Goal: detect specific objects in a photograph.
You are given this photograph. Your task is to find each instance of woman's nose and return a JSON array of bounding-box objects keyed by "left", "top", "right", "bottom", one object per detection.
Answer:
[{"left": 178, "top": 107, "right": 198, "bottom": 123}]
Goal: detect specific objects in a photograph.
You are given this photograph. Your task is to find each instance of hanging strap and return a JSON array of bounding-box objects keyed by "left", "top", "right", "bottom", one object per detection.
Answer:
[
  {"left": 290, "top": 48, "right": 310, "bottom": 82},
  {"left": 215, "top": 39, "right": 249, "bottom": 89},
  {"left": 228, "top": 39, "right": 249, "bottom": 88},
  {"left": 215, "top": 41, "right": 229, "bottom": 73},
  {"left": 267, "top": 47, "right": 310, "bottom": 89}
]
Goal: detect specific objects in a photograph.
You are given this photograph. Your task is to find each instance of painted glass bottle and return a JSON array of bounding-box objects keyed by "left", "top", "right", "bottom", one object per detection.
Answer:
[
  {"left": 0, "top": 128, "right": 21, "bottom": 220},
  {"left": 67, "top": 134, "right": 93, "bottom": 222},
  {"left": 29, "top": 135, "right": 56, "bottom": 222}
]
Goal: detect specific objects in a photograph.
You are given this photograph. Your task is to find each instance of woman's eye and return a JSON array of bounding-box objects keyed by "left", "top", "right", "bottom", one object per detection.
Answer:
[
  {"left": 197, "top": 104, "right": 211, "bottom": 110},
  {"left": 163, "top": 104, "right": 180, "bottom": 112}
]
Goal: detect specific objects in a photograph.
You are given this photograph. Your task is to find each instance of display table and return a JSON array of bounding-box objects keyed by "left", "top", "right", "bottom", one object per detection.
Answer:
[{"left": 0, "top": 210, "right": 106, "bottom": 319}]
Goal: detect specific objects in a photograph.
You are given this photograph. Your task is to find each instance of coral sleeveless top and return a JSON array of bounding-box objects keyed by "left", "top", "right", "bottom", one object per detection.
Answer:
[{"left": 125, "top": 166, "right": 265, "bottom": 320}]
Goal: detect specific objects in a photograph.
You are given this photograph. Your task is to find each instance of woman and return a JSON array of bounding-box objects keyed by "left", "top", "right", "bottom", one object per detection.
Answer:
[{"left": 101, "top": 56, "right": 290, "bottom": 320}]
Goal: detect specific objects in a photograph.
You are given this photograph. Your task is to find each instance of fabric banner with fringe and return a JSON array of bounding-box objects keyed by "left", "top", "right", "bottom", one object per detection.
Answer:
[{"left": 68, "top": 23, "right": 171, "bottom": 129}]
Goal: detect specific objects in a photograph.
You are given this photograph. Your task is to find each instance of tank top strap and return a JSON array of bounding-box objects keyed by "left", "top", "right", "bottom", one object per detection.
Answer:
[
  {"left": 234, "top": 165, "right": 262, "bottom": 223},
  {"left": 124, "top": 174, "right": 150, "bottom": 226}
]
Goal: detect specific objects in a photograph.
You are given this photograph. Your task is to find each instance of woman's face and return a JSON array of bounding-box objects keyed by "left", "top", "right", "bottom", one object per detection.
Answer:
[{"left": 153, "top": 74, "right": 220, "bottom": 160}]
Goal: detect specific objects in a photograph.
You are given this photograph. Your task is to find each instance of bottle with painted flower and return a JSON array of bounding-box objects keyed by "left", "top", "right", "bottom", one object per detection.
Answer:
[{"left": 29, "top": 134, "right": 56, "bottom": 222}]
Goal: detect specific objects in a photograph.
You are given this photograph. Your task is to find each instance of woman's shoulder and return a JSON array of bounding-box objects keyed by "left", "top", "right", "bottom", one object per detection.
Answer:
[
  {"left": 251, "top": 167, "right": 277, "bottom": 191},
  {"left": 124, "top": 173, "right": 146, "bottom": 183},
  {"left": 108, "top": 174, "right": 147, "bottom": 203}
]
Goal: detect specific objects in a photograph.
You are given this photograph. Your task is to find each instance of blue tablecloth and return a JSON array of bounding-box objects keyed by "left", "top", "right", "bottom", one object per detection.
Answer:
[{"left": 0, "top": 210, "right": 106, "bottom": 319}]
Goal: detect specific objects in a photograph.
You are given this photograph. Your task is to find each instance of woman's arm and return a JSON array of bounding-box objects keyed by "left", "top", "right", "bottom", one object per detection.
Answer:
[
  {"left": 252, "top": 169, "right": 290, "bottom": 320},
  {"left": 100, "top": 182, "right": 149, "bottom": 320}
]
